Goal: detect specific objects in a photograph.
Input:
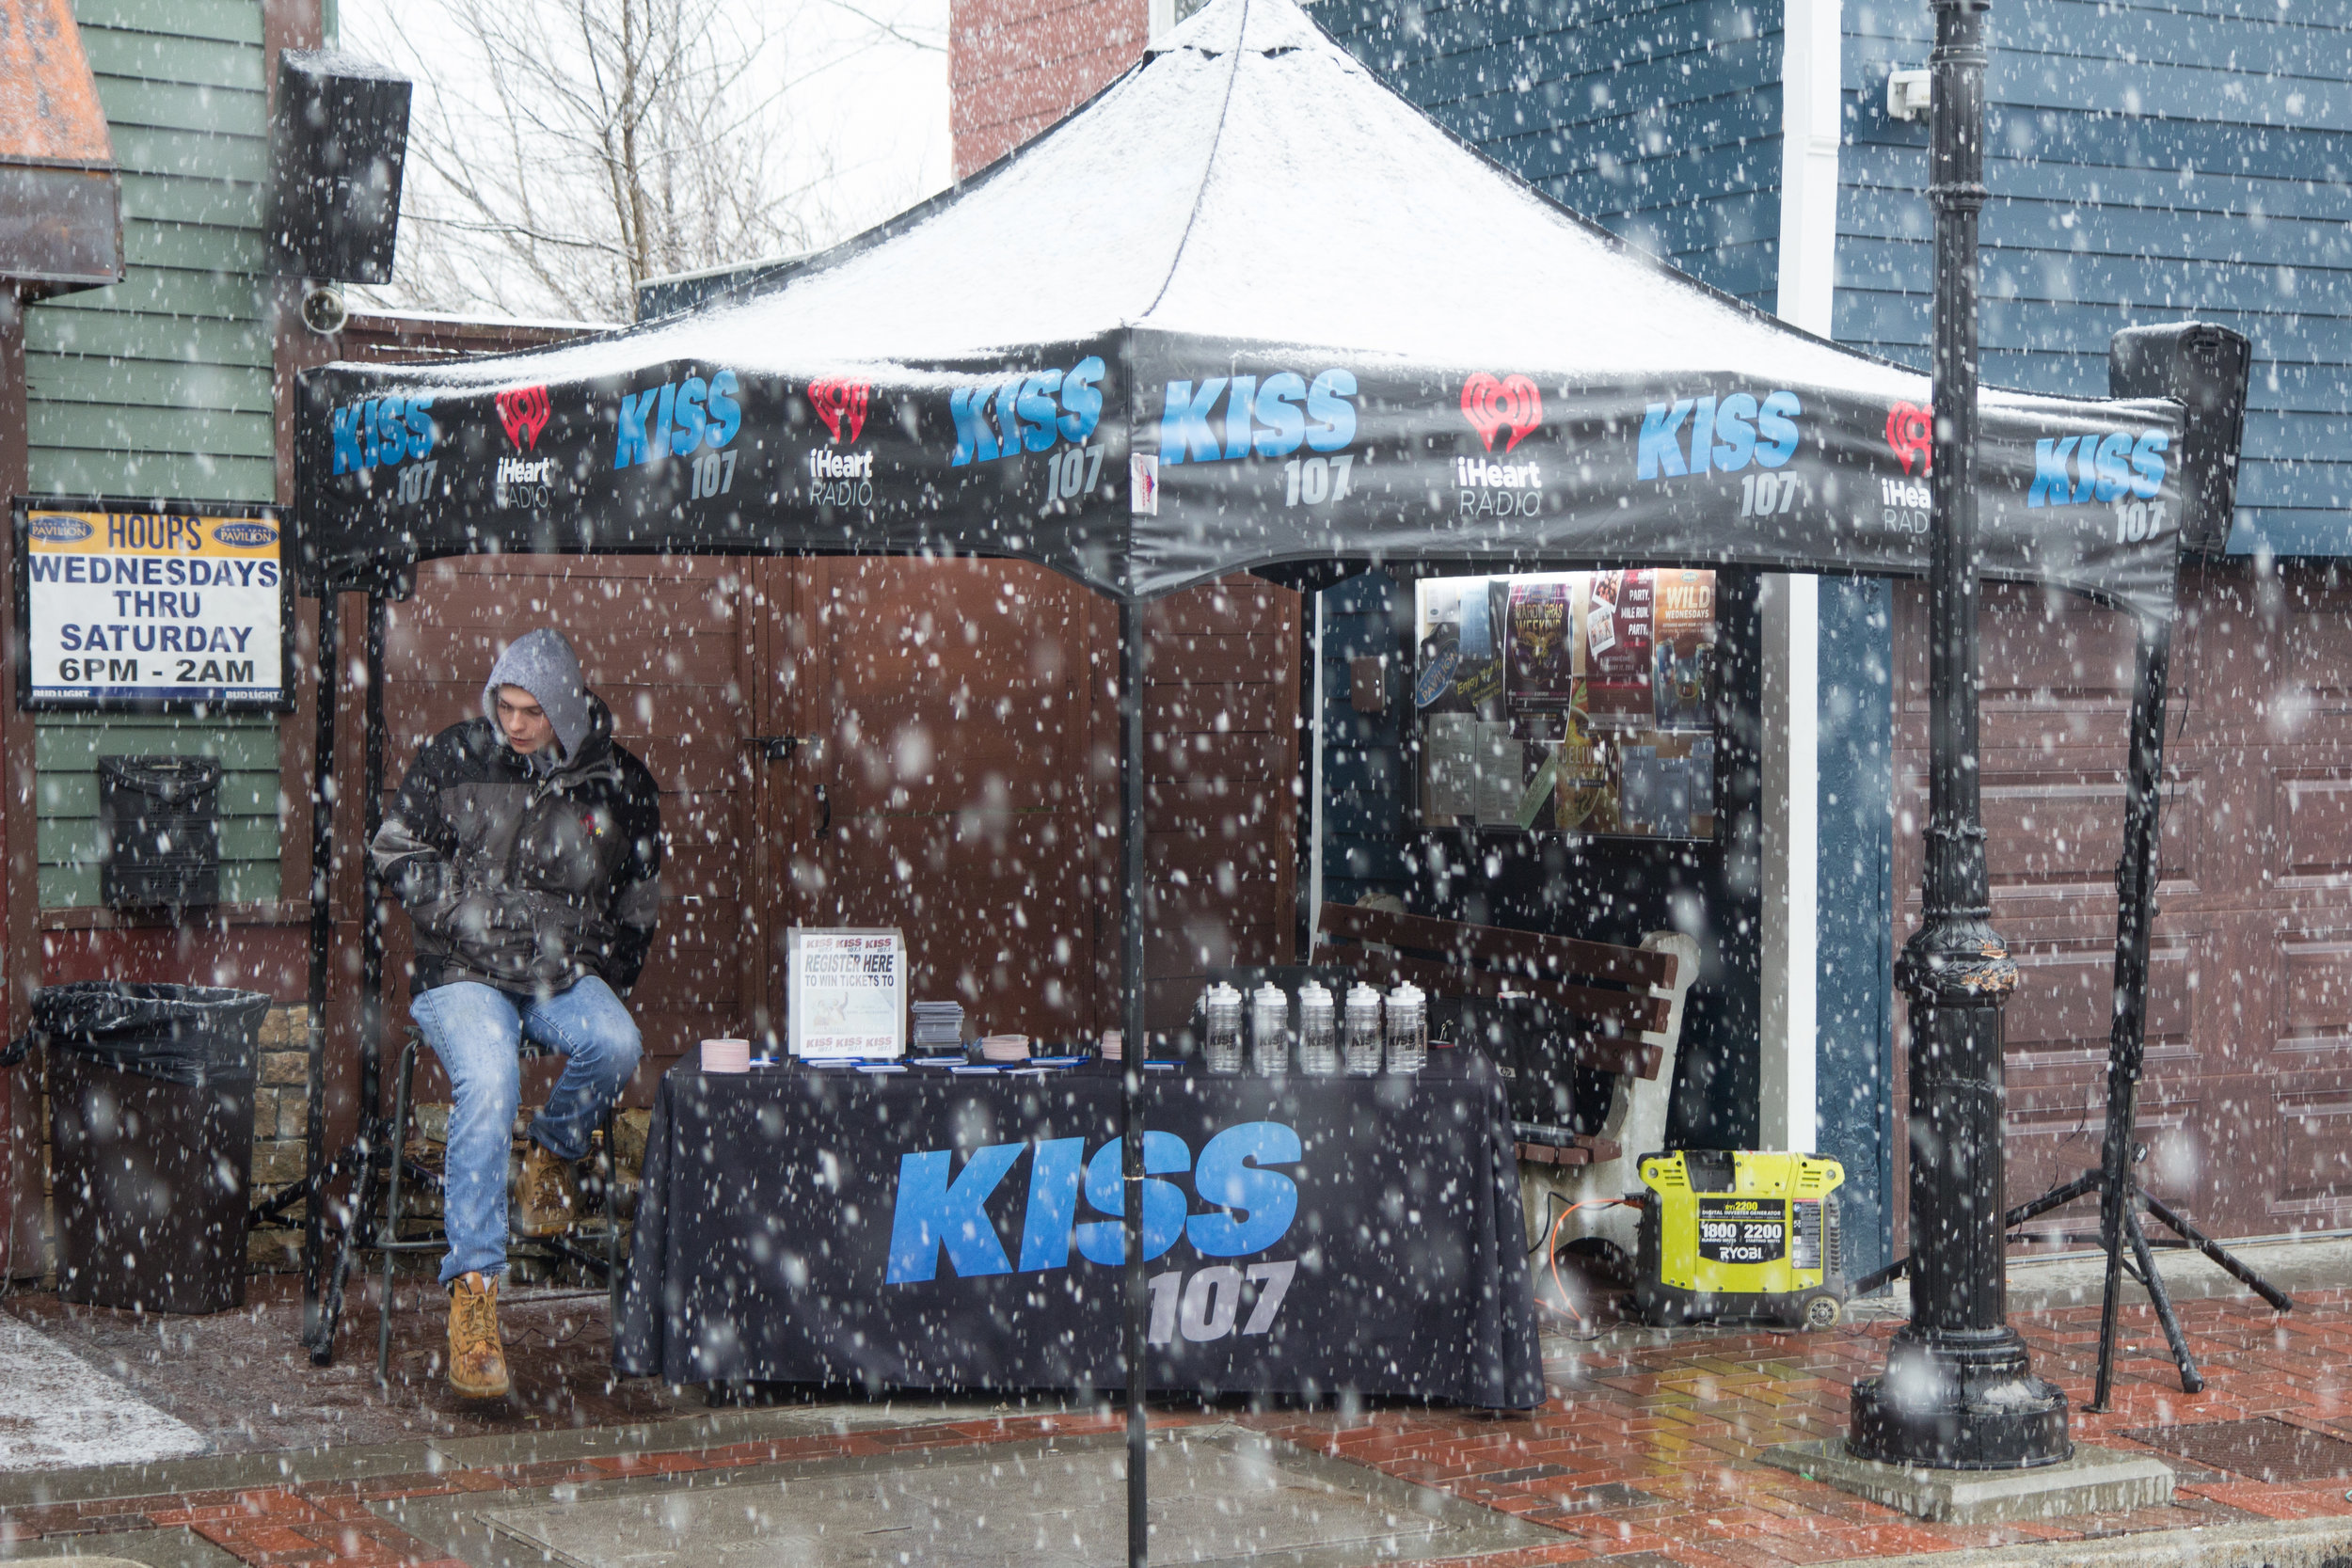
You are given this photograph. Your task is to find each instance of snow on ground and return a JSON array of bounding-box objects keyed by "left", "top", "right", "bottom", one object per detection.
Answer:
[{"left": 0, "top": 1316, "right": 209, "bottom": 1472}]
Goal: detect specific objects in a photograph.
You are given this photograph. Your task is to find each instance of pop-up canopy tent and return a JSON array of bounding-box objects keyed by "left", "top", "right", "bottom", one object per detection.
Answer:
[
  {"left": 293, "top": 0, "right": 2209, "bottom": 1548},
  {"left": 298, "top": 0, "right": 2186, "bottom": 614}
]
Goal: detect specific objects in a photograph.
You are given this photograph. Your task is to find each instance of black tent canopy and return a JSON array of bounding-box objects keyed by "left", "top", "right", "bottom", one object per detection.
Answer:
[
  {"left": 296, "top": 0, "right": 2186, "bottom": 617},
  {"left": 293, "top": 0, "right": 2201, "bottom": 1550}
]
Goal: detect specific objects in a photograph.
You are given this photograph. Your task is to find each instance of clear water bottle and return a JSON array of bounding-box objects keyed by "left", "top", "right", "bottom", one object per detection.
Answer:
[
  {"left": 1385, "top": 981, "right": 1427, "bottom": 1075},
  {"left": 1250, "top": 982, "right": 1291, "bottom": 1078},
  {"left": 1296, "top": 980, "right": 1339, "bottom": 1076},
  {"left": 1201, "top": 982, "right": 1244, "bottom": 1075},
  {"left": 1343, "top": 983, "right": 1384, "bottom": 1076}
]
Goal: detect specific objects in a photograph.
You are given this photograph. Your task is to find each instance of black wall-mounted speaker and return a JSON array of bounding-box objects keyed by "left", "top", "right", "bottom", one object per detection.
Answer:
[
  {"left": 2109, "top": 321, "right": 2253, "bottom": 559},
  {"left": 267, "top": 48, "right": 412, "bottom": 285}
]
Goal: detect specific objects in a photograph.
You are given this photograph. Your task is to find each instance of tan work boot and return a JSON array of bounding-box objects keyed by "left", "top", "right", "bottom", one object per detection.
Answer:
[
  {"left": 515, "top": 1141, "right": 580, "bottom": 1238},
  {"left": 446, "top": 1272, "right": 510, "bottom": 1400}
]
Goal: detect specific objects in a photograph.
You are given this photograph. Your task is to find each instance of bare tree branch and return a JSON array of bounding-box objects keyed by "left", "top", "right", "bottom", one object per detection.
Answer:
[
  {"left": 350, "top": 0, "right": 914, "bottom": 321},
  {"left": 818, "top": 0, "right": 945, "bottom": 54}
]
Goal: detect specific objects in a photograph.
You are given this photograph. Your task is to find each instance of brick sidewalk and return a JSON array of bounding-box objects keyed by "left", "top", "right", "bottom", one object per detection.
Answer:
[
  {"left": 1, "top": 1283, "right": 2345, "bottom": 1566},
  {"left": 1244, "top": 1287, "right": 2352, "bottom": 1566}
]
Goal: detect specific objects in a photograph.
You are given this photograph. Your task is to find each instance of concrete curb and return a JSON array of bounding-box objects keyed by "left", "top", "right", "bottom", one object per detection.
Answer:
[
  {"left": 1762, "top": 1440, "right": 2175, "bottom": 1525},
  {"left": 1817, "top": 1515, "right": 2352, "bottom": 1568}
]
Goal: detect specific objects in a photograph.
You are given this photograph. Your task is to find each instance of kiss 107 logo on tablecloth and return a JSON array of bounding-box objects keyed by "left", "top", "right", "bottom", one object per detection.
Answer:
[{"left": 886, "top": 1121, "right": 1302, "bottom": 1347}]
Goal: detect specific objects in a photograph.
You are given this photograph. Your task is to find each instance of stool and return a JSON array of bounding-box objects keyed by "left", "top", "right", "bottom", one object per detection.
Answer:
[{"left": 373, "top": 1026, "right": 629, "bottom": 1380}]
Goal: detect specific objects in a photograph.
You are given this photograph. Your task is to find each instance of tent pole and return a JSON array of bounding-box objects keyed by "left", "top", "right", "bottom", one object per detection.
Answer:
[
  {"left": 1119, "top": 595, "right": 1149, "bottom": 1568},
  {"left": 2091, "top": 615, "right": 2170, "bottom": 1409},
  {"left": 300, "top": 591, "right": 340, "bottom": 1346},
  {"left": 360, "top": 594, "right": 387, "bottom": 1159}
]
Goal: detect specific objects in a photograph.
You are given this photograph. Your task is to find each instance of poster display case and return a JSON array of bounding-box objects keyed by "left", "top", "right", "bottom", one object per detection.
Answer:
[{"left": 1413, "top": 569, "right": 1718, "bottom": 840}]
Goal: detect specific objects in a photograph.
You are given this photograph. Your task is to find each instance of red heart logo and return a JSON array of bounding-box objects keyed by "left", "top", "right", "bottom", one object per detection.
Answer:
[
  {"left": 495, "top": 385, "right": 550, "bottom": 452},
  {"left": 1461, "top": 372, "right": 1543, "bottom": 453},
  {"left": 1886, "top": 402, "right": 1933, "bottom": 474},
  {"left": 809, "top": 379, "right": 869, "bottom": 444},
  {"left": 494, "top": 385, "right": 548, "bottom": 453}
]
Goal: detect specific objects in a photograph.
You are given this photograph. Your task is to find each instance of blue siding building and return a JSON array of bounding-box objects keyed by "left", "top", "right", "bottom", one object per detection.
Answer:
[
  {"left": 1343, "top": 0, "right": 1788, "bottom": 304},
  {"left": 1322, "top": 0, "right": 2352, "bottom": 555},
  {"left": 1842, "top": 0, "right": 2350, "bottom": 555},
  {"left": 1313, "top": 0, "right": 2350, "bottom": 1261}
]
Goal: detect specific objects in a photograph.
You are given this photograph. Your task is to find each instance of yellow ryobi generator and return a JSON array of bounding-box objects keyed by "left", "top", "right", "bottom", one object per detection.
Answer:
[{"left": 1634, "top": 1149, "right": 1847, "bottom": 1329}]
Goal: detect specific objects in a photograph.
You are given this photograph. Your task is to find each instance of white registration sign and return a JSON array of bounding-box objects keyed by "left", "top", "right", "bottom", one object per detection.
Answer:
[
  {"left": 787, "top": 927, "right": 907, "bottom": 1059},
  {"left": 18, "top": 504, "right": 290, "bottom": 711}
]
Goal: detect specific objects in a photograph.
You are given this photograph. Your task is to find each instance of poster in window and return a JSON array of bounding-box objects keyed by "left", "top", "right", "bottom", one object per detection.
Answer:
[
  {"left": 1651, "top": 569, "right": 1718, "bottom": 730},
  {"left": 1414, "top": 570, "right": 1716, "bottom": 842},
  {"left": 1504, "top": 578, "right": 1578, "bottom": 711},
  {"left": 1584, "top": 568, "right": 1656, "bottom": 728}
]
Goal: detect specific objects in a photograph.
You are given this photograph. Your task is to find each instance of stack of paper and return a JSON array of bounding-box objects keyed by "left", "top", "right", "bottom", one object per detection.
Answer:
[{"left": 911, "top": 1001, "right": 964, "bottom": 1055}]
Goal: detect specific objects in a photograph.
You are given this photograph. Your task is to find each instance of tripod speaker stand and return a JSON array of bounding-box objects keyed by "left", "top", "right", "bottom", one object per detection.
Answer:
[{"left": 1850, "top": 616, "right": 2293, "bottom": 1411}]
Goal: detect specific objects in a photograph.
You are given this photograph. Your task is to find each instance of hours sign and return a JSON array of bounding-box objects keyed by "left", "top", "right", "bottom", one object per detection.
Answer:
[{"left": 16, "top": 503, "right": 291, "bottom": 712}]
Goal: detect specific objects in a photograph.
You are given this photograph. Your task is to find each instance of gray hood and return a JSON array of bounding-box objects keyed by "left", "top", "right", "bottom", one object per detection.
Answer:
[{"left": 483, "top": 628, "right": 594, "bottom": 764}]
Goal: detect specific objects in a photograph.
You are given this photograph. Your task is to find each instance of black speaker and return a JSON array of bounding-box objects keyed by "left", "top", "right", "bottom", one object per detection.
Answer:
[
  {"left": 2109, "top": 321, "right": 2252, "bottom": 558},
  {"left": 267, "top": 48, "right": 412, "bottom": 285}
]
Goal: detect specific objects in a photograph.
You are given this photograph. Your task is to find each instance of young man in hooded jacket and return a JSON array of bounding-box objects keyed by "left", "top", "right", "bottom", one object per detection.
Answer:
[{"left": 371, "top": 628, "right": 662, "bottom": 1399}]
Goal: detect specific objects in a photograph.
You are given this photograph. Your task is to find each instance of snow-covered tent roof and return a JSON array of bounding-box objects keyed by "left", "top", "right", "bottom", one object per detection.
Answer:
[{"left": 296, "top": 0, "right": 2185, "bottom": 621}]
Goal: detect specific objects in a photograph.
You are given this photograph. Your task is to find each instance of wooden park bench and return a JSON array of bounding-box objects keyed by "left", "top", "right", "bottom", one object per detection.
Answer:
[{"left": 1314, "top": 902, "right": 1697, "bottom": 1257}]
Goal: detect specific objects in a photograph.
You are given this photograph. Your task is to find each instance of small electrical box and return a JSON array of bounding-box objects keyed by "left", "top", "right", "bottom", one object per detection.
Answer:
[
  {"left": 99, "top": 754, "right": 222, "bottom": 911},
  {"left": 1635, "top": 1148, "right": 1846, "bottom": 1329}
]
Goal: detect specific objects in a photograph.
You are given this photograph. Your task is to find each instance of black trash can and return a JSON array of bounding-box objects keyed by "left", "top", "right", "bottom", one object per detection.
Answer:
[{"left": 40, "top": 982, "right": 272, "bottom": 1313}]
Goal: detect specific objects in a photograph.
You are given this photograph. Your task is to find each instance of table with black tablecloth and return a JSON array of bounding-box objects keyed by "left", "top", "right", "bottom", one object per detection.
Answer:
[{"left": 612, "top": 1050, "right": 1542, "bottom": 1407}]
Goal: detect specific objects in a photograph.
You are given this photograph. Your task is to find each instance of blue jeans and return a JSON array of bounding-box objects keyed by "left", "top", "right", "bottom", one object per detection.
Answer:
[{"left": 410, "top": 976, "right": 643, "bottom": 1285}]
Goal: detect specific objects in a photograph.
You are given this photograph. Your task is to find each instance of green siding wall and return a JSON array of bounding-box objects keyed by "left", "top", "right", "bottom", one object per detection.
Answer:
[
  {"left": 34, "top": 721, "right": 283, "bottom": 907},
  {"left": 23, "top": 0, "right": 281, "bottom": 908}
]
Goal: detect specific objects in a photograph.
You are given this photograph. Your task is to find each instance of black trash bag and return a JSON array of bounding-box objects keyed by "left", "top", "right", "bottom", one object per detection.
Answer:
[
  {"left": 40, "top": 982, "right": 272, "bottom": 1314},
  {"left": 31, "top": 981, "right": 270, "bottom": 1086}
]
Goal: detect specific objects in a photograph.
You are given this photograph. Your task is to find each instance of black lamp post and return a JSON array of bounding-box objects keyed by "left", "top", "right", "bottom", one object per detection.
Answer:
[{"left": 1846, "top": 0, "right": 2071, "bottom": 1470}]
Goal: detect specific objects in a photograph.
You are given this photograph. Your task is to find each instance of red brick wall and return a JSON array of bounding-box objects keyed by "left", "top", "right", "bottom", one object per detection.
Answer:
[{"left": 951, "top": 0, "right": 1147, "bottom": 179}]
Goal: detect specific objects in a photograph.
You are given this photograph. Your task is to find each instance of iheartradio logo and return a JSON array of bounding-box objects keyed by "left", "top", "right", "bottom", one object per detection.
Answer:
[
  {"left": 1460, "top": 372, "right": 1542, "bottom": 454},
  {"left": 809, "top": 378, "right": 869, "bottom": 444},
  {"left": 1886, "top": 401, "right": 1932, "bottom": 475},
  {"left": 497, "top": 385, "right": 551, "bottom": 451}
]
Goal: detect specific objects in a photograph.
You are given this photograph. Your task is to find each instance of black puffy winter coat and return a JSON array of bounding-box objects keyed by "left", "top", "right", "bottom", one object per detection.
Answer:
[{"left": 371, "top": 695, "right": 663, "bottom": 996}]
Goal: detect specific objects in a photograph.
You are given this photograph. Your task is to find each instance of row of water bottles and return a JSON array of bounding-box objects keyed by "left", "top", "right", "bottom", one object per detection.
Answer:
[{"left": 1198, "top": 979, "right": 1427, "bottom": 1077}]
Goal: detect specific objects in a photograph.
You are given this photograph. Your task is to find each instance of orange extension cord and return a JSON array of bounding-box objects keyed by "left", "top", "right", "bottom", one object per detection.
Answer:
[{"left": 1535, "top": 1197, "right": 1639, "bottom": 1336}]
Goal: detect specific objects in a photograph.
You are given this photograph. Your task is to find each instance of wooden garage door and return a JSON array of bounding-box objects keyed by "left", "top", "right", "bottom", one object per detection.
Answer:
[
  {"left": 1141, "top": 578, "right": 1302, "bottom": 1033},
  {"left": 751, "top": 556, "right": 1112, "bottom": 1045},
  {"left": 746, "top": 562, "right": 1301, "bottom": 1047},
  {"left": 376, "top": 555, "right": 758, "bottom": 1101},
  {"left": 365, "top": 555, "right": 1301, "bottom": 1090},
  {"left": 1894, "top": 566, "right": 2352, "bottom": 1243}
]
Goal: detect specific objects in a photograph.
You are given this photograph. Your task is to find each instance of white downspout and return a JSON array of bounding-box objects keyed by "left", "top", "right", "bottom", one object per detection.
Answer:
[
  {"left": 1761, "top": 0, "right": 1839, "bottom": 1154},
  {"left": 1759, "top": 574, "right": 1820, "bottom": 1154}
]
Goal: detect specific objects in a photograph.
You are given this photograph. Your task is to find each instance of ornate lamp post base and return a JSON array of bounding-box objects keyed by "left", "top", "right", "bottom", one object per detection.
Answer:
[
  {"left": 1849, "top": 958, "right": 2073, "bottom": 1472},
  {"left": 1851, "top": 1327, "right": 2070, "bottom": 1470}
]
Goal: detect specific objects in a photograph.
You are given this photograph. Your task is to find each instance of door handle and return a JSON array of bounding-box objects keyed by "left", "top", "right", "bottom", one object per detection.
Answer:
[{"left": 747, "top": 736, "right": 828, "bottom": 831}]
